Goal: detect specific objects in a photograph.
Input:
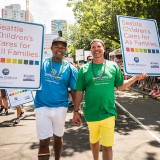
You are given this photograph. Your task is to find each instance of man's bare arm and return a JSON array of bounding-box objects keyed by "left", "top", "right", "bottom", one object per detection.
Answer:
[
  {"left": 117, "top": 73, "right": 148, "bottom": 91},
  {"left": 74, "top": 91, "right": 84, "bottom": 111}
]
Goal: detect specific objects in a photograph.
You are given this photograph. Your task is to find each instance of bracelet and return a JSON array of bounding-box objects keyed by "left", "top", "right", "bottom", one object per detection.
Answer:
[{"left": 74, "top": 109, "right": 79, "bottom": 112}]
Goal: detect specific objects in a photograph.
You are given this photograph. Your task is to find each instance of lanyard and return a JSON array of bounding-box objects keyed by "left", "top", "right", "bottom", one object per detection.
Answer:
[
  {"left": 50, "top": 57, "right": 64, "bottom": 78},
  {"left": 92, "top": 60, "right": 106, "bottom": 79}
]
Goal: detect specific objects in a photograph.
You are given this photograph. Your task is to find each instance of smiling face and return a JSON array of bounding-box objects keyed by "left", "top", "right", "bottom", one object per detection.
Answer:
[
  {"left": 90, "top": 41, "right": 105, "bottom": 60},
  {"left": 51, "top": 42, "right": 67, "bottom": 61}
]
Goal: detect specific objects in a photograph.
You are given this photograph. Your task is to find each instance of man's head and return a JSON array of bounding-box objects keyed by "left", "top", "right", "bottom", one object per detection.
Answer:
[
  {"left": 90, "top": 39, "right": 105, "bottom": 46},
  {"left": 51, "top": 37, "right": 67, "bottom": 60},
  {"left": 52, "top": 37, "right": 67, "bottom": 47},
  {"left": 90, "top": 39, "right": 105, "bottom": 59},
  {"left": 87, "top": 55, "right": 93, "bottom": 62}
]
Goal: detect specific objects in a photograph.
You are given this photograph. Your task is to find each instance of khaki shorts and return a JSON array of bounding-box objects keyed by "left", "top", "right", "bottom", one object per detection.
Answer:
[
  {"left": 35, "top": 106, "right": 68, "bottom": 140},
  {"left": 87, "top": 116, "right": 115, "bottom": 147}
]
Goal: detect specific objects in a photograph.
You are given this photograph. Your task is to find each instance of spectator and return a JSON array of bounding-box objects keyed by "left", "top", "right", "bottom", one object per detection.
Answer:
[
  {"left": 13, "top": 105, "right": 24, "bottom": 124},
  {"left": 0, "top": 89, "right": 9, "bottom": 115},
  {"left": 87, "top": 55, "right": 93, "bottom": 63}
]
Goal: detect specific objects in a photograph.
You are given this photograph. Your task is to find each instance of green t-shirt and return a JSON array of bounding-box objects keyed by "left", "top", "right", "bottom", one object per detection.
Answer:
[{"left": 76, "top": 60, "right": 124, "bottom": 122}]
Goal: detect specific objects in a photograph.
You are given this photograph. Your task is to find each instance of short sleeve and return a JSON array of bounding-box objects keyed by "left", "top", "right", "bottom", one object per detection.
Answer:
[
  {"left": 114, "top": 63, "right": 124, "bottom": 87},
  {"left": 75, "top": 67, "right": 85, "bottom": 91},
  {"left": 68, "top": 64, "right": 78, "bottom": 89}
]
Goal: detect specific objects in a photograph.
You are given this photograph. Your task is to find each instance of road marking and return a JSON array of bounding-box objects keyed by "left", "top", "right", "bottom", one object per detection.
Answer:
[
  {"left": 115, "top": 100, "right": 160, "bottom": 143},
  {"left": 0, "top": 147, "right": 9, "bottom": 150}
]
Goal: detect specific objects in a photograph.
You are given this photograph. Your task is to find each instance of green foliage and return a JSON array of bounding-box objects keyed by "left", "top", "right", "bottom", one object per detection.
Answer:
[{"left": 67, "top": 0, "right": 160, "bottom": 55}]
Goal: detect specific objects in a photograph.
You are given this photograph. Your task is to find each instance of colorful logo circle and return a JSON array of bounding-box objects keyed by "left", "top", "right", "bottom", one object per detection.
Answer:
[
  {"left": 2, "top": 68, "right": 9, "bottom": 75},
  {"left": 14, "top": 97, "right": 18, "bottom": 100},
  {"left": 134, "top": 57, "right": 139, "bottom": 63}
]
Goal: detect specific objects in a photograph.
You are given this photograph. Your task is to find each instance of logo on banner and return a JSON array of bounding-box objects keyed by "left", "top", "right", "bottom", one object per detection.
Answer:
[
  {"left": 150, "top": 62, "right": 159, "bottom": 68},
  {"left": 134, "top": 57, "right": 139, "bottom": 63},
  {"left": 14, "top": 97, "right": 18, "bottom": 100},
  {"left": 23, "top": 75, "right": 35, "bottom": 81},
  {"left": 2, "top": 68, "right": 9, "bottom": 75},
  {"left": 24, "top": 96, "right": 31, "bottom": 100}
]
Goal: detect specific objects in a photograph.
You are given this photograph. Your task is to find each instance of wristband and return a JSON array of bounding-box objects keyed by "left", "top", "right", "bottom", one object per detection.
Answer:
[{"left": 74, "top": 109, "right": 79, "bottom": 112}]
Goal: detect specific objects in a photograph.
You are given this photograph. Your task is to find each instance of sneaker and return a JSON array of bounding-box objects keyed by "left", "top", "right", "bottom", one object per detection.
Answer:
[
  {"left": 0, "top": 107, "right": 4, "bottom": 113},
  {"left": 13, "top": 118, "right": 20, "bottom": 124},
  {"left": 4, "top": 109, "right": 8, "bottom": 115}
]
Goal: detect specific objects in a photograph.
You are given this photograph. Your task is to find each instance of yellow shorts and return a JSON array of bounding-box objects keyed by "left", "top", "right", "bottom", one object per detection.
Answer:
[{"left": 87, "top": 116, "right": 115, "bottom": 147}]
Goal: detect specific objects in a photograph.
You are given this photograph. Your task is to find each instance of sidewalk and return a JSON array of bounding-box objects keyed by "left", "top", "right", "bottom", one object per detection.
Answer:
[{"left": 131, "top": 85, "right": 160, "bottom": 101}]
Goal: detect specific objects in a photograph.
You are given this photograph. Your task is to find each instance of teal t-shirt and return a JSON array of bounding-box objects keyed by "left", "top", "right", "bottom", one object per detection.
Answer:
[
  {"left": 76, "top": 60, "right": 124, "bottom": 122},
  {"left": 34, "top": 59, "right": 78, "bottom": 108}
]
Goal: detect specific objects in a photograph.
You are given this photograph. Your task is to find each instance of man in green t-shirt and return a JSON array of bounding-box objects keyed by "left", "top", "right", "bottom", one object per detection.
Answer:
[{"left": 73, "top": 39, "right": 147, "bottom": 160}]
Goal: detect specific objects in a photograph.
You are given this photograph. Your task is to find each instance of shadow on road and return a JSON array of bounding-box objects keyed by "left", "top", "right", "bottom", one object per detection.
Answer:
[{"left": 62, "top": 119, "right": 89, "bottom": 157}]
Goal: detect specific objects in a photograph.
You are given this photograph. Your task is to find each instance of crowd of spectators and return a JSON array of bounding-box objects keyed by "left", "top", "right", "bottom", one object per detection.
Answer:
[{"left": 111, "top": 56, "right": 160, "bottom": 101}]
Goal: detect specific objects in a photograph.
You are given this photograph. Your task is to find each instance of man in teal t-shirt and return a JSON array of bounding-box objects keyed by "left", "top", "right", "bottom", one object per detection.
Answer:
[
  {"left": 34, "top": 37, "right": 78, "bottom": 160},
  {"left": 73, "top": 39, "right": 147, "bottom": 160}
]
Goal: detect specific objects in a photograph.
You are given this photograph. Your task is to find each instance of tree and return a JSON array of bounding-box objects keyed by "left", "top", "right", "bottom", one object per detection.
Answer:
[{"left": 67, "top": 0, "right": 160, "bottom": 54}]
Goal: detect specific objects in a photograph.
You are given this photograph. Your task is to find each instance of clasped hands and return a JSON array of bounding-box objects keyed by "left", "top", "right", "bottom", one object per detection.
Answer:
[{"left": 72, "top": 112, "right": 82, "bottom": 126}]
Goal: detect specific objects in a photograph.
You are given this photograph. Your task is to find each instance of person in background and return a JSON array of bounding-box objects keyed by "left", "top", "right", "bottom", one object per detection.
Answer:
[
  {"left": 77, "top": 61, "right": 83, "bottom": 70},
  {"left": 152, "top": 85, "right": 160, "bottom": 99},
  {"left": 34, "top": 37, "right": 78, "bottom": 160},
  {"left": 0, "top": 89, "right": 9, "bottom": 115},
  {"left": 13, "top": 105, "right": 24, "bottom": 124},
  {"left": 87, "top": 55, "right": 93, "bottom": 63},
  {"left": 0, "top": 95, "right": 3, "bottom": 111},
  {"left": 73, "top": 39, "right": 147, "bottom": 160}
]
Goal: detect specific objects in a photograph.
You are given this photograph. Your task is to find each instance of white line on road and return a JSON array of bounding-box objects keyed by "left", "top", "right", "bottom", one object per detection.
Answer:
[
  {"left": 115, "top": 100, "right": 160, "bottom": 143},
  {"left": 0, "top": 147, "right": 9, "bottom": 150}
]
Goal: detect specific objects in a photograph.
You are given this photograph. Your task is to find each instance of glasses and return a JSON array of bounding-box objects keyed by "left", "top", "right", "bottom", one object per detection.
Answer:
[{"left": 53, "top": 46, "right": 66, "bottom": 50}]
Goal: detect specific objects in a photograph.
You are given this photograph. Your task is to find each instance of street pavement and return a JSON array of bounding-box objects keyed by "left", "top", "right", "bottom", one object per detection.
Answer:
[{"left": 0, "top": 88, "right": 160, "bottom": 160}]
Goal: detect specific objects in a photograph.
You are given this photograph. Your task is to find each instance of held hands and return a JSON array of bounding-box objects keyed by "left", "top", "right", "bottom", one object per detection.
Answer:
[{"left": 72, "top": 112, "right": 82, "bottom": 126}]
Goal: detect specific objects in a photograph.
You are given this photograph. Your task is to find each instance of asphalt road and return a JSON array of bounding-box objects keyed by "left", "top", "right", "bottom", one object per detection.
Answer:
[
  {"left": 0, "top": 88, "right": 160, "bottom": 160},
  {"left": 115, "top": 88, "right": 160, "bottom": 160}
]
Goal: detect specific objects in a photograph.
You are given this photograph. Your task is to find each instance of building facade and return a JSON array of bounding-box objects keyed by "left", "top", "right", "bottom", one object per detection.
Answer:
[{"left": 2, "top": 4, "right": 34, "bottom": 22}]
